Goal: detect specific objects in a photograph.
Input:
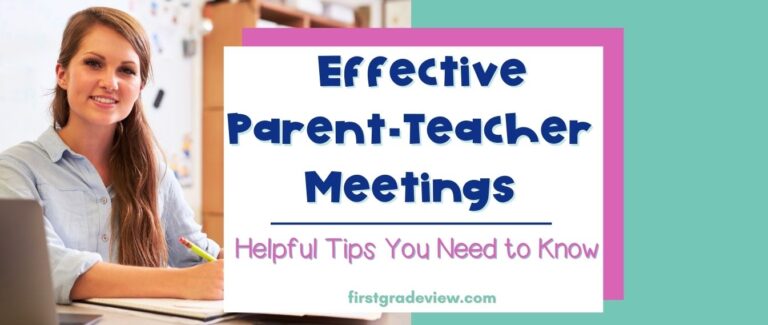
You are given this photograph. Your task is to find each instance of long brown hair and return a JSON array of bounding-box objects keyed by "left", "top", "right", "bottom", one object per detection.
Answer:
[{"left": 53, "top": 7, "right": 167, "bottom": 267}]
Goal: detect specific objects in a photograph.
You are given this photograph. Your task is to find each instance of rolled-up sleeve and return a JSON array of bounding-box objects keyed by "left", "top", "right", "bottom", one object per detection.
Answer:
[
  {"left": 43, "top": 217, "right": 102, "bottom": 303},
  {"left": 160, "top": 168, "right": 220, "bottom": 267},
  {"left": 0, "top": 159, "right": 102, "bottom": 304}
]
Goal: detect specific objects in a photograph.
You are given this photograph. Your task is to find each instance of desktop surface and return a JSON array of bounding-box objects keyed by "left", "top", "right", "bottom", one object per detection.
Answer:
[{"left": 57, "top": 303, "right": 409, "bottom": 325}]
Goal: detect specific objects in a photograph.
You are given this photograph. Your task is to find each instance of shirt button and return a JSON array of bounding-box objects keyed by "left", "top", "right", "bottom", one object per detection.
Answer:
[
  {"left": 101, "top": 234, "right": 109, "bottom": 242},
  {"left": 100, "top": 197, "right": 108, "bottom": 205}
]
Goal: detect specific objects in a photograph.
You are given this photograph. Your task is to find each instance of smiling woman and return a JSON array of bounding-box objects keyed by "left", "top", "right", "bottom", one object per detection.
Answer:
[
  {"left": 0, "top": 7, "right": 223, "bottom": 304},
  {"left": 53, "top": 6, "right": 163, "bottom": 269},
  {"left": 56, "top": 25, "right": 141, "bottom": 131}
]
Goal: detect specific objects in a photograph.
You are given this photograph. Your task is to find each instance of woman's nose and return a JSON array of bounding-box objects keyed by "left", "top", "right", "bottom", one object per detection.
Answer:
[{"left": 99, "top": 70, "right": 119, "bottom": 92}]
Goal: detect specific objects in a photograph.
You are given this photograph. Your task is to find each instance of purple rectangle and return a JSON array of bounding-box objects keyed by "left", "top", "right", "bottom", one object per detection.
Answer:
[{"left": 241, "top": 28, "right": 624, "bottom": 301}]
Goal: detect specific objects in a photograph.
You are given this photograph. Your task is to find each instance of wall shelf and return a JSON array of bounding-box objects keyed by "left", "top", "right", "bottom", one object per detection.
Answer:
[{"left": 202, "top": 0, "right": 356, "bottom": 244}]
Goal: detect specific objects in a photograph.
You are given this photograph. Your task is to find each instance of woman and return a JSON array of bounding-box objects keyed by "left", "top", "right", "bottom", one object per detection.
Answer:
[{"left": 0, "top": 7, "right": 222, "bottom": 303}]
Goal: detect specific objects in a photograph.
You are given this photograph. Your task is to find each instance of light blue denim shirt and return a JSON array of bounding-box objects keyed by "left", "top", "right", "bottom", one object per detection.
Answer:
[{"left": 0, "top": 127, "right": 220, "bottom": 303}]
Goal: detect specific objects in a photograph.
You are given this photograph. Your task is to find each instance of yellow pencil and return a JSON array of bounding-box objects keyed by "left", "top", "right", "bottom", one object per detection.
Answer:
[{"left": 179, "top": 236, "right": 216, "bottom": 262}]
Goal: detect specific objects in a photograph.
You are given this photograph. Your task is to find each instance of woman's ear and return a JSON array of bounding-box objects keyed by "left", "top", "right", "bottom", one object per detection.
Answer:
[{"left": 56, "top": 63, "right": 68, "bottom": 90}]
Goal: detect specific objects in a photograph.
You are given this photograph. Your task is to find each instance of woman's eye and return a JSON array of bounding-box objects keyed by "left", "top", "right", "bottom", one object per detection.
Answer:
[
  {"left": 121, "top": 67, "right": 137, "bottom": 75},
  {"left": 85, "top": 59, "right": 102, "bottom": 68}
]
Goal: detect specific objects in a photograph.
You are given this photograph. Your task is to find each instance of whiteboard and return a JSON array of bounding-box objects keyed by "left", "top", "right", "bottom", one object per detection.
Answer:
[{"left": 0, "top": 0, "right": 201, "bottom": 187}]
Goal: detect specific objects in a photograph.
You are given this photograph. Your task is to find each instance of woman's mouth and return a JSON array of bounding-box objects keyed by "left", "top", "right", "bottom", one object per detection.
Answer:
[{"left": 90, "top": 96, "right": 119, "bottom": 107}]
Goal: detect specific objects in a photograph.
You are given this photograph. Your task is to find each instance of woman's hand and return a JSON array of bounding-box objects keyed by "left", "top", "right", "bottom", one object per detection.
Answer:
[
  {"left": 176, "top": 260, "right": 224, "bottom": 300},
  {"left": 71, "top": 261, "right": 224, "bottom": 301}
]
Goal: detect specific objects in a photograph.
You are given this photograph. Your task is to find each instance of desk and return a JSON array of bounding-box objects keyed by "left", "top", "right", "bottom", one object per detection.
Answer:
[{"left": 56, "top": 303, "right": 410, "bottom": 325}]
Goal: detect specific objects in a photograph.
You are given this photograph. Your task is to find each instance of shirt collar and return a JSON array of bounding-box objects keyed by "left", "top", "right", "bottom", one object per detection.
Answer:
[{"left": 37, "top": 127, "right": 80, "bottom": 163}]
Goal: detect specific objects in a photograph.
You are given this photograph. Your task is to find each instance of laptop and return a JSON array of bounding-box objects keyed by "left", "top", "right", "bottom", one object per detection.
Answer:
[{"left": 0, "top": 199, "right": 102, "bottom": 325}]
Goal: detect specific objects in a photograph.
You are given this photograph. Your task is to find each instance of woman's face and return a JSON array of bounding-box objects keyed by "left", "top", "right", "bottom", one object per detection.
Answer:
[{"left": 56, "top": 24, "right": 142, "bottom": 130}]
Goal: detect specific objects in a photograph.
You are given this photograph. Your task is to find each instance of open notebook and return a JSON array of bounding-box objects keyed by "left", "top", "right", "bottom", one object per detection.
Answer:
[{"left": 82, "top": 298, "right": 381, "bottom": 322}]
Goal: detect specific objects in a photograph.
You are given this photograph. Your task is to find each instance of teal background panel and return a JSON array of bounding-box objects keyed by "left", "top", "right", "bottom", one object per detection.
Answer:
[{"left": 412, "top": 0, "right": 768, "bottom": 323}]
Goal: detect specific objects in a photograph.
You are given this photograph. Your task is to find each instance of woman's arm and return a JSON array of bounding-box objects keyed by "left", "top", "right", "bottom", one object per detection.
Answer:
[
  {"left": 70, "top": 260, "right": 223, "bottom": 301},
  {"left": 159, "top": 166, "right": 222, "bottom": 266}
]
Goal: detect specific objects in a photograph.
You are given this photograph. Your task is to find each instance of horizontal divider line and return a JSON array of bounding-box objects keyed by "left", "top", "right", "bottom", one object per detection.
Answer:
[{"left": 271, "top": 222, "right": 552, "bottom": 226}]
